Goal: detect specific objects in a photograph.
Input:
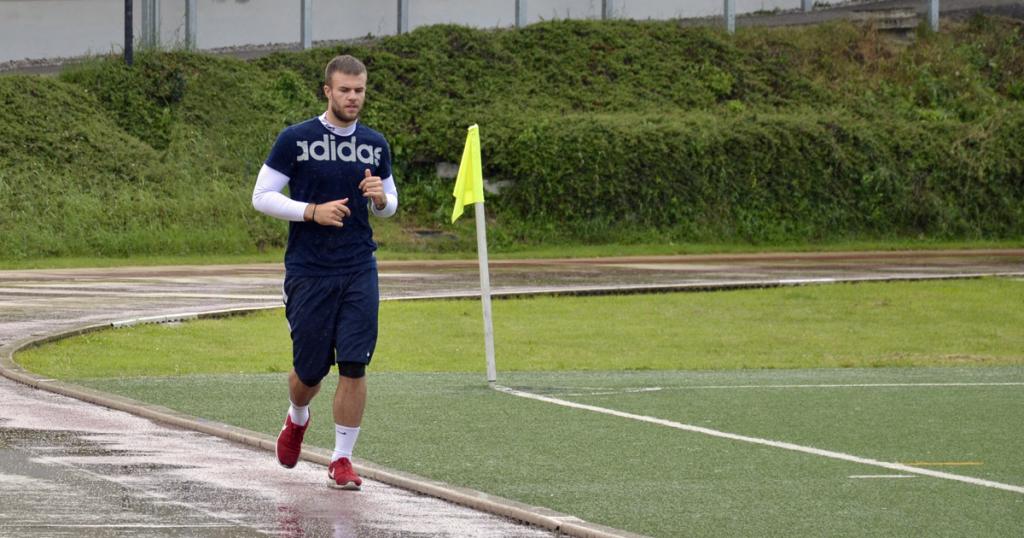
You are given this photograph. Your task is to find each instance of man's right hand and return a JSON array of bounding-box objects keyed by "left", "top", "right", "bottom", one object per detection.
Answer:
[{"left": 307, "top": 198, "right": 350, "bottom": 227}]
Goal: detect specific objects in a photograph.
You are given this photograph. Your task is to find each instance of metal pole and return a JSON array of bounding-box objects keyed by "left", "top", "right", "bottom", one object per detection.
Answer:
[
  {"left": 185, "top": 0, "right": 197, "bottom": 50},
  {"left": 397, "top": 0, "right": 409, "bottom": 34},
  {"left": 301, "top": 0, "right": 312, "bottom": 49},
  {"left": 602, "top": 0, "right": 613, "bottom": 20},
  {"left": 724, "top": 0, "right": 735, "bottom": 34},
  {"left": 515, "top": 0, "right": 527, "bottom": 28},
  {"left": 802, "top": 0, "right": 813, "bottom": 12},
  {"left": 155, "top": 0, "right": 161, "bottom": 47},
  {"left": 473, "top": 201, "right": 497, "bottom": 384},
  {"left": 145, "top": 0, "right": 160, "bottom": 48},
  {"left": 929, "top": 0, "right": 939, "bottom": 32},
  {"left": 141, "top": 0, "right": 151, "bottom": 48},
  {"left": 124, "top": 0, "right": 133, "bottom": 65}
]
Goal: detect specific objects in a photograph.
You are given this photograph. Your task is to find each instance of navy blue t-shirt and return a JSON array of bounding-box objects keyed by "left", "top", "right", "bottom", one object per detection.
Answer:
[{"left": 264, "top": 117, "right": 392, "bottom": 276}]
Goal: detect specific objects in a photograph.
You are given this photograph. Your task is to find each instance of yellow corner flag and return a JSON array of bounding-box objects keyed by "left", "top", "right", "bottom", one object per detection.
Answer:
[{"left": 451, "top": 124, "right": 485, "bottom": 223}]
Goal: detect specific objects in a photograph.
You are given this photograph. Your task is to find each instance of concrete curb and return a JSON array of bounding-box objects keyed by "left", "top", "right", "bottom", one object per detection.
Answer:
[{"left": 0, "top": 307, "right": 648, "bottom": 538}]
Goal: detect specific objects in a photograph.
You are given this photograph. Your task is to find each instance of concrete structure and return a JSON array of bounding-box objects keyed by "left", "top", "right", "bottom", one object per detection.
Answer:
[{"left": 1, "top": 0, "right": 848, "bottom": 65}]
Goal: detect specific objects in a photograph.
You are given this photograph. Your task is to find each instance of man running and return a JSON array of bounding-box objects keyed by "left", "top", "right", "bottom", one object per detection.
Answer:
[{"left": 252, "top": 54, "right": 398, "bottom": 490}]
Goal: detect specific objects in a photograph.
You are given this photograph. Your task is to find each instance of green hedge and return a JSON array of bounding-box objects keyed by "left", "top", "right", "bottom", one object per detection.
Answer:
[
  {"left": 483, "top": 109, "right": 1024, "bottom": 242},
  {"left": 1, "top": 16, "right": 1022, "bottom": 259}
]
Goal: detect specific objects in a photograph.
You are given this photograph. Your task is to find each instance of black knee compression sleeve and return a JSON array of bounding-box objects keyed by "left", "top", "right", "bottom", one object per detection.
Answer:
[{"left": 338, "top": 361, "right": 366, "bottom": 379}]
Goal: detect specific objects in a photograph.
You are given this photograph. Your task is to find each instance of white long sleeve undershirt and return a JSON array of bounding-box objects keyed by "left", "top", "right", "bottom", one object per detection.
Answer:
[{"left": 251, "top": 164, "right": 398, "bottom": 221}]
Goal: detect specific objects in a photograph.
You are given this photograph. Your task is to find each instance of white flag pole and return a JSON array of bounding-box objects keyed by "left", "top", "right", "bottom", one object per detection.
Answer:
[{"left": 473, "top": 200, "right": 497, "bottom": 384}]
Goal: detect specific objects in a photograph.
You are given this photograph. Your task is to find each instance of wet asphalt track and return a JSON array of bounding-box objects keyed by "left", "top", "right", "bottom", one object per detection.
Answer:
[{"left": 1, "top": 251, "right": 1022, "bottom": 537}]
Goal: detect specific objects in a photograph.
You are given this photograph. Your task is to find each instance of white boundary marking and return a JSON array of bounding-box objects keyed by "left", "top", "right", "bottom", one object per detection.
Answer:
[
  {"left": 849, "top": 475, "right": 917, "bottom": 479},
  {"left": 559, "top": 382, "right": 1024, "bottom": 396},
  {"left": 675, "top": 382, "right": 1024, "bottom": 389},
  {"left": 494, "top": 386, "right": 1024, "bottom": 495}
]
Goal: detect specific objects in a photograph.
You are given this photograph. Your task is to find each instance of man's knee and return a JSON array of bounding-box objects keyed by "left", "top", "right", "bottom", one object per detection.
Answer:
[
  {"left": 338, "top": 361, "right": 366, "bottom": 379},
  {"left": 296, "top": 374, "right": 323, "bottom": 388}
]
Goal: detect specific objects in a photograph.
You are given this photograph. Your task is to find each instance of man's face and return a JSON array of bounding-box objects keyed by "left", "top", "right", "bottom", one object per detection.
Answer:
[{"left": 324, "top": 71, "right": 367, "bottom": 124}]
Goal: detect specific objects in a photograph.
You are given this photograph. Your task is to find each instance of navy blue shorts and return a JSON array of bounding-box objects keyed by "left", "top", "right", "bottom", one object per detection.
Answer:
[{"left": 283, "top": 269, "right": 379, "bottom": 386}]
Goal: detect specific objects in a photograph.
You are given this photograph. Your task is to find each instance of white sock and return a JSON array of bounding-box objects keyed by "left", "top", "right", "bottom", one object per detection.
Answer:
[
  {"left": 288, "top": 401, "right": 309, "bottom": 426},
  {"left": 332, "top": 425, "right": 360, "bottom": 462}
]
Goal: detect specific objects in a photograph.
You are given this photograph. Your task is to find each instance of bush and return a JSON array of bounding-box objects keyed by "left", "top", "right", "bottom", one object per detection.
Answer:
[
  {"left": 1, "top": 17, "right": 1022, "bottom": 260},
  {"left": 470, "top": 108, "right": 1024, "bottom": 242}
]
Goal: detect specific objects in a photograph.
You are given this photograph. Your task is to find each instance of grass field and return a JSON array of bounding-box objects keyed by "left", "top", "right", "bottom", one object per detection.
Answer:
[
  {"left": 17, "top": 278, "right": 1024, "bottom": 378},
  {"left": 76, "top": 368, "right": 1024, "bottom": 536},
  {"left": 15, "top": 278, "right": 1024, "bottom": 536}
]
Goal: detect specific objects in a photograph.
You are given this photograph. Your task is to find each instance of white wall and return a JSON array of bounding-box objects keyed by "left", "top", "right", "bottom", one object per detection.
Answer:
[
  {"left": 160, "top": 0, "right": 301, "bottom": 49},
  {"left": 409, "top": 0, "right": 520, "bottom": 29},
  {"left": 1, "top": 0, "right": 814, "bottom": 64},
  {"left": 2, "top": 0, "right": 129, "bottom": 61},
  {"left": 313, "top": 1, "right": 396, "bottom": 43},
  {"left": 531, "top": 0, "right": 602, "bottom": 21}
]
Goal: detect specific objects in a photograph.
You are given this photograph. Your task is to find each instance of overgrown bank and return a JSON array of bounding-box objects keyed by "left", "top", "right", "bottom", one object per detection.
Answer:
[{"left": 1, "top": 16, "right": 1022, "bottom": 260}]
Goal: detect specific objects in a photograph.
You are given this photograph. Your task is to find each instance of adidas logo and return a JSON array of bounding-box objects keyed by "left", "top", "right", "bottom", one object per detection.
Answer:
[{"left": 296, "top": 135, "right": 382, "bottom": 166}]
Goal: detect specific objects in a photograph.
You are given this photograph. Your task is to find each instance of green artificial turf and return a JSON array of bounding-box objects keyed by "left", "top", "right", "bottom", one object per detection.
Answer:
[
  {"left": 16, "top": 278, "right": 1024, "bottom": 536},
  {"left": 17, "top": 278, "right": 1024, "bottom": 379},
  {"left": 78, "top": 367, "right": 1024, "bottom": 537}
]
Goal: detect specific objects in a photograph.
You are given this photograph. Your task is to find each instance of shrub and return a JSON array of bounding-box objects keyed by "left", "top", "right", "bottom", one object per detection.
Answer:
[{"left": 1, "top": 17, "right": 1022, "bottom": 260}]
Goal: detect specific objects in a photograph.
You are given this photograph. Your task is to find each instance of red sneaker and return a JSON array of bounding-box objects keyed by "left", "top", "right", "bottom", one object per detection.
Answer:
[
  {"left": 328, "top": 457, "right": 362, "bottom": 490},
  {"left": 276, "top": 415, "right": 309, "bottom": 468}
]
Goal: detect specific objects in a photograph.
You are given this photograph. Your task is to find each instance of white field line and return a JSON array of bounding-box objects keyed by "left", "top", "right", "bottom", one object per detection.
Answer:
[
  {"left": 494, "top": 386, "right": 1024, "bottom": 495},
  {"left": 561, "top": 387, "right": 666, "bottom": 396},
  {"left": 558, "top": 382, "right": 1024, "bottom": 396},
  {"left": 674, "top": 382, "right": 1024, "bottom": 390},
  {"left": 849, "top": 475, "right": 917, "bottom": 479}
]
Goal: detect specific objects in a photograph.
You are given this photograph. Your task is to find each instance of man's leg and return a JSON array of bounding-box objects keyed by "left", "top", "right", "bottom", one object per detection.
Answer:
[
  {"left": 277, "top": 370, "right": 325, "bottom": 469},
  {"left": 279, "top": 275, "right": 336, "bottom": 468},
  {"left": 286, "top": 370, "right": 320, "bottom": 425},
  {"left": 328, "top": 365, "right": 366, "bottom": 490},
  {"left": 289, "top": 370, "right": 321, "bottom": 407},
  {"left": 333, "top": 372, "right": 366, "bottom": 428},
  {"left": 328, "top": 268, "right": 377, "bottom": 489}
]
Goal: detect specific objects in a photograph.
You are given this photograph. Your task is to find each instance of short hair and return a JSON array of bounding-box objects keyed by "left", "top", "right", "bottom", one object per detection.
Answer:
[{"left": 324, "top": 55, "right": 367, "bottom": 84}]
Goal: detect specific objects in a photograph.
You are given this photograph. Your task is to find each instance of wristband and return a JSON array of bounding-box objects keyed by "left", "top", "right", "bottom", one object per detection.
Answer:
[{"left": 311, "top": 204, "right": 317, "bottom": 222}]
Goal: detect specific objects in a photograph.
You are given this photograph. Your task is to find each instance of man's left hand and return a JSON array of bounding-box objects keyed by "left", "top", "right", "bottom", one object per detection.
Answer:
[{"left": 359, "top": 169, "right": 386, "bottom": 209}]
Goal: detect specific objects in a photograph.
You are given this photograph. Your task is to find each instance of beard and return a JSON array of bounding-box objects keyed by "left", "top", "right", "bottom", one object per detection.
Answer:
[{"left": 331, "top": 98, "right": 360, "bottom": 123}]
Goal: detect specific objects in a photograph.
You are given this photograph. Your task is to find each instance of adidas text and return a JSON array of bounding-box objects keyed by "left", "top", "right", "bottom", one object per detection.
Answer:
[{"left": 296, "top": 135, "right": 382, "bottom": 166}]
